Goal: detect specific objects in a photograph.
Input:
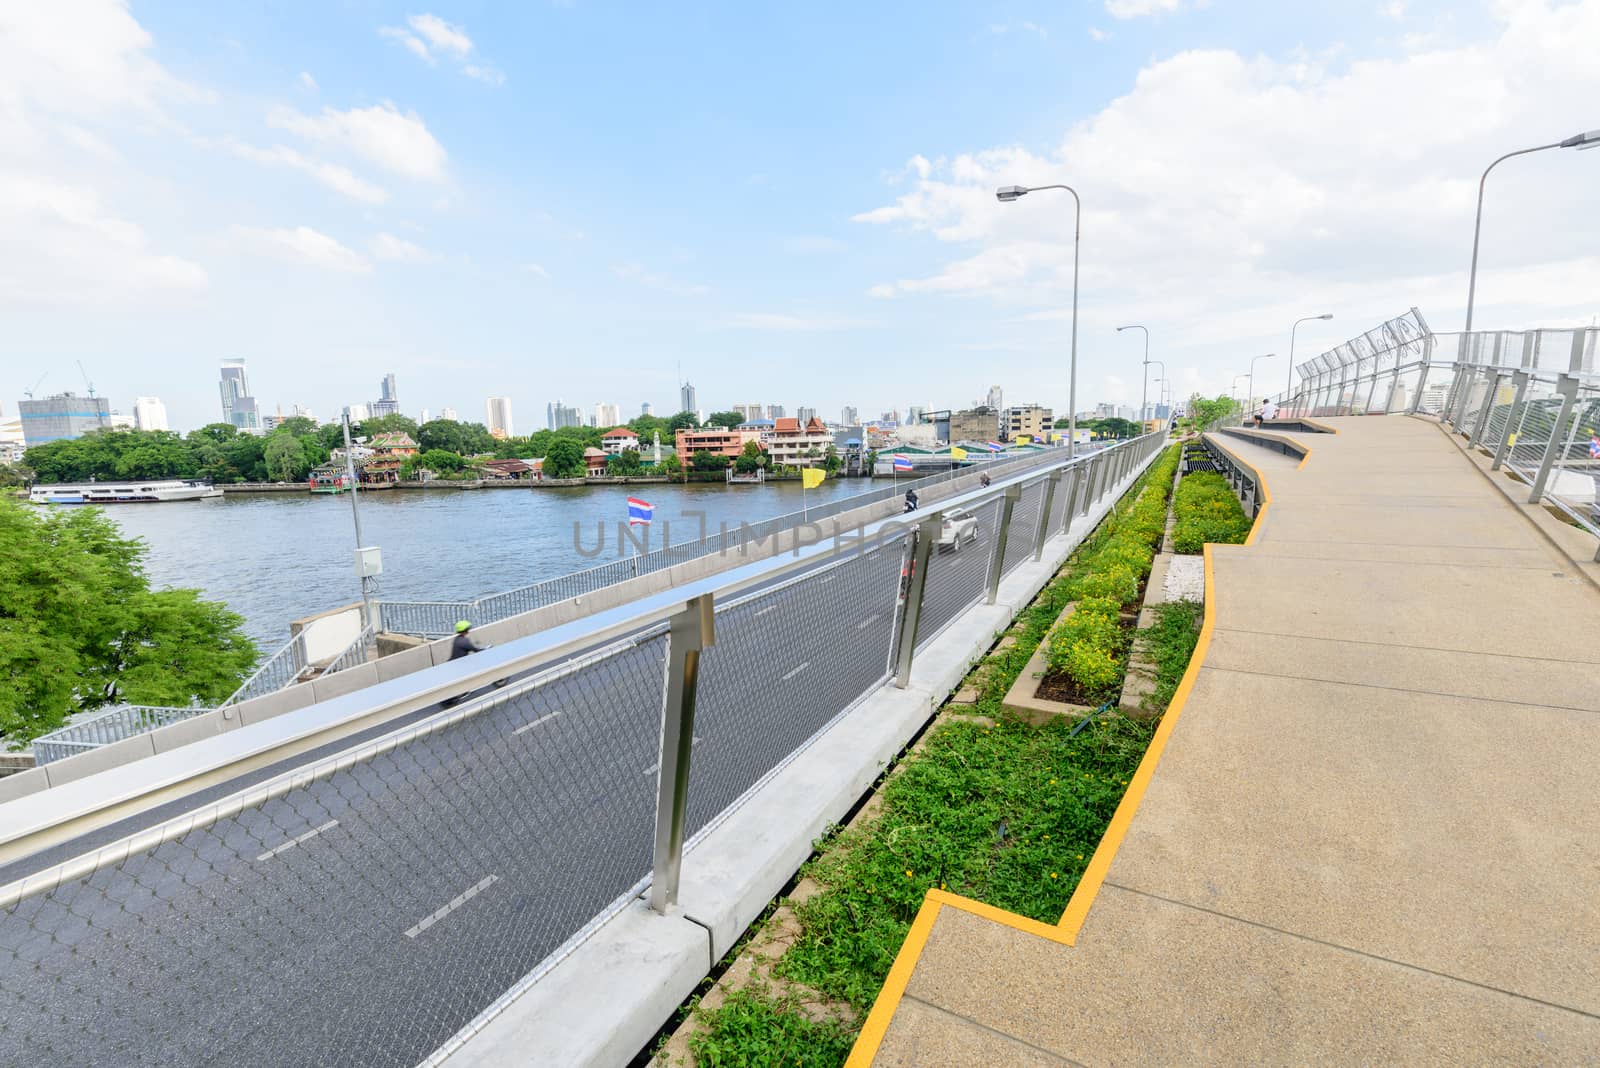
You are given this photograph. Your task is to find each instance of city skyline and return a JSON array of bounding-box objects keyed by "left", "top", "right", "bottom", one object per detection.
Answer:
[{"left": 4, "top": 4, "right": 1595, "bottom": 438}]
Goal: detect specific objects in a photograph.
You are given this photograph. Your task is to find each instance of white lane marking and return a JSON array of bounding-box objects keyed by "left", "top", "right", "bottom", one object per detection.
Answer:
[
  {"left": 753, "top": 605, "right": 779, "bottom": 617},
  {"left": 781, "top": 662, "right": 810, "bottom": 681},
  {"left": 256, "top": 820, "right": 338, "bottom": 862},
  {"left": 405, "top": 875, "right": 499, "bottom": 939},
  {"left": 856, "top": 615, "right": 879, "bottom": 630},
  {"left": 513, "top": 710, "right": 564, "bottom": 736},
  {"left": 642, "top": 736, "right": 702, "bottom": 776}
]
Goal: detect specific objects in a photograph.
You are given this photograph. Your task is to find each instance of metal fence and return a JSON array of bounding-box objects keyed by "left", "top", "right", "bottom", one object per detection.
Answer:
[
  {"left": 376, "top": 444, "right": 1120, "bottom": 639},
  {"left": 0, "top": 431, "right": 1166, "bottom": 1068},
  {"left": 1275, "top": 312, "right": 1600, "bottom": 557}
]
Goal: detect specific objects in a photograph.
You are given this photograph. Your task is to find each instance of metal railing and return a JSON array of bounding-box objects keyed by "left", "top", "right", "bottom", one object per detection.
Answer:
[
  {"left": 1273, "top": 311, "right": 1599, "bottom": 557},
  {"left": 0, "top": 431, "right": 1168, "bottom": 1068},
  {"left": 377, "top": 443, "right": 1123, "bottom": 638}
]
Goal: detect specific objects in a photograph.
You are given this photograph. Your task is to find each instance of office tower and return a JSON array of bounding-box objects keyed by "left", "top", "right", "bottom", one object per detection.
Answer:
[
  {"left": 381, "top": 372, "right": 397, "bottom": 404},
  {"left": 19, "top": 392, "right": 111, "bottom": 446},
  {"left": 418, "top": 408, "right": 431, "bottom": 425},
  {"left": 546, "top": 401, "right": 583, "bottom": 430},
  {"left": 441, "top": 407, "right": 458, "bottom": 421},
  {"left": 594, "top": 402, "right": 622, "bottom": 427},
  {"left": 133, "top": 396, "right": 169, "bottom": 432},
  {"left": 292, "top": 404, "right": 316, "bottom": 423},
  {"left": 640, "top": 401, "right": 654, "bottom": 417},
  {"left": 680, "top": 381, "right": 697, "bottom": 415},
  {"left": 907, "top": 405, "right": 926, "bottom": 425},
  {"left": 219, "top": 359, "right": 260, "bottom": 432},
  {"left": 369, "top": 372, "right": 400, "bottom": 418},
  {"left": 486, "top": 397, "right": 514, "bottom": 437},
  {"left": 343, "top": 403, "right": 370, "bottom": 423},
  {"left": 767, "top": 404, "right": 785, "bottom": 419},
  {"left": 841, "top": 405, "right": 858, "bottom": 425},
  {"left": 796, "top": 406, "right": 817, "bottom": 424},
  {"left": 986, "top": 385, "right": 1003, "bottom": 412}
]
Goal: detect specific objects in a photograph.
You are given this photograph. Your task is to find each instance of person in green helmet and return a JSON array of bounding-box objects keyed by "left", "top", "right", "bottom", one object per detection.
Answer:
[{"left": 449, "top": 619, "right": 485, "bottom": 661}]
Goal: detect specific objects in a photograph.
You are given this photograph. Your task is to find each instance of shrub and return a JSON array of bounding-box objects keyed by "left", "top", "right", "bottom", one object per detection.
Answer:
[
  {"left": 1048, "top": 596, "right": 1126, "bottom": 696},
  {"left": 1172, "top": 471, "right": 1251, "bottom": 553},
  {"left": 1070, "top": 563, "right": 1138, "bottom": 605}
]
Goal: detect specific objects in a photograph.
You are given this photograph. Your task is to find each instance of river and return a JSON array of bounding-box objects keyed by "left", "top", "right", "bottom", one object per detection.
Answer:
[{"left": 101, "top": 479, "right": 873, "bottom": 649}]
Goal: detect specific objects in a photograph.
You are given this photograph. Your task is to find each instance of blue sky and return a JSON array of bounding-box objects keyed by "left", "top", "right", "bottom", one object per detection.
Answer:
[{"left": 2, "top": 1, "right": 1596, "bottom": 433}]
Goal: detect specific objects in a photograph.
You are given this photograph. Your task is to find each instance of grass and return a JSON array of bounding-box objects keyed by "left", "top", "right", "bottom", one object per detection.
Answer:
[
  {"left": 1171, "top": 471, "right": 1251, "bottom": 553},
  {"left": 686, "top": 988, "right": 857, "bottom": 1067},
  {"left": 1138, "top": 600, "right": 1205, "bottom": 713}
]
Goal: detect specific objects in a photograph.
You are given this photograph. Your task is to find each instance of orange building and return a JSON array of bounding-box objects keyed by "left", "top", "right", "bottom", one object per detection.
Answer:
[{"left": 674, "top": 427, "right": 763, "bottom": 464}]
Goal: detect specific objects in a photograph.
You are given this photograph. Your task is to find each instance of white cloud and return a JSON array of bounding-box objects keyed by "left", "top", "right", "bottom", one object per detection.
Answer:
[
  {"left": 725, "top": 313, "right": 877, "bottom": 331},
  {"left": 1105, "top": 0, "right": 1191, "bottom": 17},
  {"left": 231, "top": 225, "right": 371, "bottom": 273},
  {"left": 229, "top": 141, "right": 388, "bottom": 203},
  {"left": 1089, "top": 26, "right": 1111, "bottom": 42},
  {"left": 855, "top": 1, "right": 1600, "bottom": 343},
  {"left": 269, "top": 102, "right": 447, "bottom": 180},
  {"left": 382, "top": 12, "right": 504, "bottom": 85},
  {"left": 989, "top": 21, "right": 1048, "bottom": 38},
  {"left": 520, "top": 263, "right": 550, "bottom": 278},
  {"left": 298, "top": 71, "right": 318, "bottom": 91},
  {"left": 612, "top": 263, "right": 708, "bottom": 296},
  {"left": 372, "top": 231, "right": 430, "bottom": 262},
  {"left": 1381, "top": 1, "right": 1407, "bottom": 18}
]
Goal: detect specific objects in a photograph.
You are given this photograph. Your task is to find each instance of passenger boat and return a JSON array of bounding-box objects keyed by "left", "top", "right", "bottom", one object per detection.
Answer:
[{"left": 28, "top": 479, "right": 224, "bottom": 504}]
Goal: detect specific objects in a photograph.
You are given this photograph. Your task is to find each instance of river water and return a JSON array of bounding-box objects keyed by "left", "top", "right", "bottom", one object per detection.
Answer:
[{"left": 103, "top": 479, "right": 870, "bottom": 649}]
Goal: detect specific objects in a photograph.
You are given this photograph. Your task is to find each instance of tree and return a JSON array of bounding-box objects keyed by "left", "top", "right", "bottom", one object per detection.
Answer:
[
  {"left": 691, "top": 449, "right": 730, "bottom": 472},
  {"left": 705, "top": 411, "right": 745, "bottom": 430},
  {"left": 264, "top": 434, "right": 308, "bottom": 482},
  {"left": 666, "top": 410, "right": 699, "bottom": 431},
  {"left": 271, "top": 416, "right": 318, "bottom": 438},
  {"left": 1187, "top": 394, "right": 1239, "bottom": 430},
  {"left": 733, "top": 439, "right": 769, "bottom": 474},
  {"left": 416, "top": 419, "right": 495, "bottom": 456},
  {"left": 0, "top": 497, "right": 257, "bottom": 744},
  {"left": 402, "top": 449, "right": 467, "bottom": 479},
  {"left": 606, "top": 449, "right": 644, "bottom": 476},
  {"left": 189, "top": 423, "right": 238, "bottom": 446},
  {"left": 656, "top": 452, "right": 683, "bottom": 477},
  {"left": 0, "top": 462, "right": 32, "bottom": 487},
  {"left": 542, "top": 438, "right": 587, "bottom": 479}
]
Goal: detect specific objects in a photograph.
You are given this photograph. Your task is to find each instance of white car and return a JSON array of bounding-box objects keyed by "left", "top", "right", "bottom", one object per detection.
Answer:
[{"left": 937, "top": 507, "right": 980, "bottom": 550}]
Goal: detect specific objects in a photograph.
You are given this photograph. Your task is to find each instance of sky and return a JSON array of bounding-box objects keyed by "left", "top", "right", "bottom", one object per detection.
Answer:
[{"left": 1, "top": 0, "right": 1597, "bottom": 433}]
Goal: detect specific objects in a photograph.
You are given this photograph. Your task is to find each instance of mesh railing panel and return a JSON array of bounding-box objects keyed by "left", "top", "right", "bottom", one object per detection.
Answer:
[
  {"left": 1537, "top": 393, "right": 1600, "bottom": 535},
  {"left": 1000, "top": 480, "right": 1045, "bottom": 578},
  {"left": 1, "top": 634, "right": 668, "bottom": 1067},
  {"left": 915, "top": 498, "right": 1004, "bottom": 653},
  {"left": 681, "top": 541, "right": 903, "bottom": 841}
]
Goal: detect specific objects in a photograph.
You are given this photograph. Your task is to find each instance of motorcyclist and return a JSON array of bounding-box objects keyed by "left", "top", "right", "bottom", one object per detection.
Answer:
[
  {"left": 450, "top": 620, "right": 485, "bottom": 661},
  {"left": 979, "top": 473, "right": 992, "bottom": 489},
  {"left": 903, "top": 488, "right": 918, "bottom": 512}
]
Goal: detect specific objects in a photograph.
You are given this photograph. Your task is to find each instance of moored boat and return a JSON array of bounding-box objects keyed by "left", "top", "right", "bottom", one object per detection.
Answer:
[{"left": 29, "top": 479, "right": 224, "bottom": 504}]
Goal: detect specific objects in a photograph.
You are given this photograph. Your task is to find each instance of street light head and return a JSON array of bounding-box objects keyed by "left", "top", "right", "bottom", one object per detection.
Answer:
[
  {"left": 1317, "top": 313, "right": 1334, "bottom": 320},
  {"left": 996, "top": 185, "right": 1029, "bottom": 202},
  {"left": 1559, "top": 128, "right": 1600, "bottom": 149}
]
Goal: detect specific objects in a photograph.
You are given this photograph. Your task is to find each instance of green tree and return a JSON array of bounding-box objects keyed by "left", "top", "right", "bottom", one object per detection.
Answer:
[
  {"left": 656, "top": 452, "right": 683, "bottom": 477},
  {"left": 416, "top": 419, "right": 495, "bottom": 456},
  {"left": 272, "top": 416, "right": 319, "bottom": 438},
  {"left": 691, "top": 449, "right": 731, "bottom": 472},
  {"left": 606, "top": 449, "right": 644, "bottom": 476},
  {"left": 401, "top": 449, "right": 467, "bottom": 479},
  {"left": 1187, "top": 394, "right": 1239, "bottom": 430},
  {"left": 823, "top": 443, "right": 842, "bottom": 475},
  {"left": 705, "top": 410, "right": 745, "bottom": 430},
  {"left": 666, "top": 410, "right": 699, "bottom": 431},
  {"left": 542, "top": 438, "right": 587, "bottom": 479},
  {"left": 733, "top": 440, "right": 769, "bottom": 474},
  {"left": 0, "top": 462, "right": 33, "bottom": 487},
  {"left": 0, "top": 497, "right": 257, "bottom": 744},
  {"left": 264, "top": 434, "right": 309, "bottom": 482},
  {"left": 189, "top": 423, "right": 238, "bottom": 445}
]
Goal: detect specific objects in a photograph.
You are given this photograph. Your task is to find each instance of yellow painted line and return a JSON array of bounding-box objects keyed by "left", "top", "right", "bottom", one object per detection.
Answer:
[{"left": 846, "top": 442, "right": 1284, "bottom": 1066}]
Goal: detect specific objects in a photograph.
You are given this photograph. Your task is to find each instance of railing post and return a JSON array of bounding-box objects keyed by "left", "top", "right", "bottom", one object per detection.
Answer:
[
  {"left": 892, "top": 515, "right": 941, "bottom": 687},
  {"left": 1491, "top": 370, "right": 1531, "bottom": 471},
  {"left": 1449, "top": 365, "right": 1480, "bottom": 432},
  {"left": 1033, "top": 470, "right": 1062, "bottom": 562},
  {"left": 649, "top": 593, "right": 716, "bottom": 914},
  {"left": 1468, "top": 371, "right": 1504, "bottom": 449},
  {"left": 1528, "top": 374, "right": 1579, "bottom": 505},
  {"left": 1059, "top": 464, "right": 1084, "bottom": 533},
  {"left": 984, "top": 484, "right": 1021, "bottom": 605},
  {"left": 1084, "top": 455, "right": 1104, "bottom": 510},
  {"left": 1408, "top": 340, "right": 1434, "bottom": 415}
]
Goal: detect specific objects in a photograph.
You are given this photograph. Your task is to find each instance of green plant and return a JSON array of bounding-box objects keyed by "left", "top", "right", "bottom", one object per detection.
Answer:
[
  {"left": 686, "top": 987, "right": 856, "bottom": 1067},
  {"left": 1139, "top": 600, "right": 1204, "bottom": 713},
  {"left": 1172, "top": 472, "right": 1251, "bottom": 553},
  {"left": 1069, "top": 564, "right": 1138, "bottom": 605}
]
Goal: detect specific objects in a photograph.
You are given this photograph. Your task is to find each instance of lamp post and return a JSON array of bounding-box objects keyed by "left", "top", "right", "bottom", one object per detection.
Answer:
[
  {"left": 1232, "top": 374, "right": 1249, "bottom": 410},
  {"left": 1287, "top": 314, "right": 1333, "bottom": 407},
  {"left": 1465, "top": 129, "right": 1599, "bottom": 333},
  {"left": 1148, "top": 360, "right": 1165, "bottom": 422},
  {"left": 1117, "top": 324, "right": 1150, "bottom": 426},
  {"left": 997, "top": 183, "right": 1080, "bottom": 458},
  {"left": 1246, "top": 353, "right": 1275, "bottom": 415}
]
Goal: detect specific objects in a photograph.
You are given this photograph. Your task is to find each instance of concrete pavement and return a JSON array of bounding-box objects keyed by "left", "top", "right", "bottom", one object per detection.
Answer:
[{"left": 856, "top": 416, "right": 1600, "bottom": 1065}]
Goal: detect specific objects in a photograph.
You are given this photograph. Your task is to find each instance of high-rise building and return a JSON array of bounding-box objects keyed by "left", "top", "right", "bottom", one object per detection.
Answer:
[
  {"left": 441, "top": 407, "right": 458, "bottom": 421},
  {"left": 733, "top": 403, "right": 765, "bottom": 422},
  {"left": 133, "top": 396, "right": 169, "bottom": 432},
  {"left": 907, "top": 405, "right": 927, "bottom": 425},
  {"left": 679, "top": 381, "right": 697, "bottom": 415},
  {"left": 546, "top": 401, "right": 583, "bottom": 430},
  {"left": 486, "top": 397, "right": 514, "bottom": 438},
  {"left": 986, "top": 385, "right": 1003, "bottom": 412},
  {"left": 796, "top": 406, "right": 817, "bottom": 424},
  {"left": 594, "top": 402, "right": 622, "bottom": 427},
  {"left": 841, "top": 405, "right": 858, "bottom": 426},
  {"left": 381, "top": 373, "right": 397, "bottom": 404},
  {"left": 219, "top": 359, "right": 260, "bottom": 432},
  {"left": 418, "top": 408, "right": 432, "bottom": 425},
  {"left": 292, "top": 404, "right": 316, "bottom": 423},
  {"left": 343, "top": 403, "right": 370, "bottom": 423},
  {"left": 767, "top": 404, "right": 785, "bottom": 420},
  {"left": 19, "top": 392, "right": 112, "bottom": 447},
  {"left": 640, "top": 401, "right": 654, "bottom": 417}
]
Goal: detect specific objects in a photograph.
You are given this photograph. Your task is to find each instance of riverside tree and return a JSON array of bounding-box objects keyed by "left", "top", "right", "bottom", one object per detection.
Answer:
[{"left": 0, "top": 496, "right": 258, "bottom": 745}]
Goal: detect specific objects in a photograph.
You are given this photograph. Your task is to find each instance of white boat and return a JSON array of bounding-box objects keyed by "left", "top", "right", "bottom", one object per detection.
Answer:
[{"left": 29, "top": 479, "right": 224, "bottom": 504}]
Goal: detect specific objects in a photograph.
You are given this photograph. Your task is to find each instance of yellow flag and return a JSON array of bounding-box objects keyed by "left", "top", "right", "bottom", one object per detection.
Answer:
[
  {"left": 1016, "top": 434, "right": 1032, "bottom": 443},
  {"left": 949, "top": 446, "right": 967, "bottom": 460},
  {"left": 801, "top": 467, "right": 825, "bottom": 489},
  {"left": 1050, "top": 433, "right": 1061, "bottom": 442}
]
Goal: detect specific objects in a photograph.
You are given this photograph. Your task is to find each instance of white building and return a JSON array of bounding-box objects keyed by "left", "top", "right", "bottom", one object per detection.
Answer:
[
  {"left": 640, "top": 401, "right": 654, "bottom": 417},
  {"left": 441, "top": 407, "right": 458, "bottom": 421},
  {"left": 594, "top": 402, "right": 622, "bottom": 427},
  {"left": 418, "top": 408, "right": 431, "bottom": 425},
  {"left": 344, "top": 403, "right": 370, "bottom": 423},
  {"left": 766, "top": 417, "right": 835, "bottom": 467},
  {"left": 486, "top": 396, "right": 514, "bottom": 437},
  {"left": 132, "top": 396, "right": 169, "bottom": 432},
  {"left": 601, "top": 427, "right": 640, "bottom": 454}
]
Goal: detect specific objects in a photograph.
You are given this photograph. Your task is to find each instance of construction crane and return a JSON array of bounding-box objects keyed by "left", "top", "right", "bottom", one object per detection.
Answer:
[
  {"left": 22, "top": 373, "right": 47, "bottom": 399},
  {"left": 76, "top": 361, "right": 107, "bottom": 428}
]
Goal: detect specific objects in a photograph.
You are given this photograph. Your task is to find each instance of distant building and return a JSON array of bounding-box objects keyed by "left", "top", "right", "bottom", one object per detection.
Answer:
[
  {"left": 767, "top": 404, "right": 785, "bottom": 420},
  {"left": 486, "top": 396, "right": 514, "bottom": 438},
  {"left": 583, "top": 447, "right": 610, "bottom": 477},
  {"left": 601, "top": 427, "right": 640, "bottom": 454},
  {"left": 674, "top": 427, "right": 763, "bottom": 465},
  {"left": 441, "top": 407, "right": 458, "bottom": 421},
  {"left": 640, "top": 401, "right": 654, "bottom": 417},
  {"left": 293, "top": 404, "right": 316, "bottom": 423},
  {"left": 344, "top": 403, "right": 370, "bottom": 424},
  {"left": 219, "top": 359, "right": 260, "bottom": 432},
  {"left": 907, "top": 405, "right": 927, "bottom": 425},
  {"left": 133, "top": 396, "right": 169, "bottom": 432},
  {"left": 1005, "top": 404, "right": 1053, "bottom": 441},
  {"left": 766, "top": 417, "right": 833, "bottom": 467},
  {"left": 840, "top": 405, "right": 858, "bottom": 426},
  {"left": 986, "top": 385, "right": 1003, "bottom": 412},
  {"left": 418, "top": 408, "right": 431, "bottom": 425},
  {"left": 108, "top": 412, "right": 136, "bottom": 430},
  {"left": 733, "top": 403, "right": 764, "bottom": 422},
  {"left": 594, "top": 402, "right": 622, "bottom": 427},
  {"left": 19, "top": 392, "right": 111, "bottom": 447},
  {"left": 947, "top": 406, "right": 999, "bottom": 444},
  {"left": 680, "top": 381, "right": 697, "bottom": 415},
  {"left": 368, "top": 372, "right": 400, "bottom": 418},
  {"left": 547, "top": 401, "right": 583, "bottom": 430},
  {"left": 796, "top": 406, "right": 817, "bottom": 425}
]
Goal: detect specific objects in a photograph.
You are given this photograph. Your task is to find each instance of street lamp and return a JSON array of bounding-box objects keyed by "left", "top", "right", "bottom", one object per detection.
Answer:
[
  {"left": 1232, "top": 374, "right": 1249, "bottom": 405},
  {"left": 1464, "top": 128, "right": 1599, "bottom": 333},
  {"left": 998, "top": 183, "right": 1081, "bottom": 457},
  {"left": 1286, "top": 314, "right": 1333, "bottom": 405},
  {"left": 1246, "top": 353, "right": 1275, "bottom": 415},
  {"left": 1148, "top": 360, "right": 1165, "bottom": 420},
  {"left": 1117, "top": 325, "right": 1150, "bottom": 425}
]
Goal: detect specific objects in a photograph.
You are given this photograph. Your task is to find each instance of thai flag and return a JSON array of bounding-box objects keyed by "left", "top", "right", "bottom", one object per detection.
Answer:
[
  {"left": 627, "top": 497, "right": 654, "bottom": 525},
  {"left": 985, "top": 441, "right": 1004, "bottom": 452},
  {"left": 892, "top": 454, "right": 913, "bottom": 472},
  {"left": 1590, "top": 436, "right": 1600, "bottom": 459}
]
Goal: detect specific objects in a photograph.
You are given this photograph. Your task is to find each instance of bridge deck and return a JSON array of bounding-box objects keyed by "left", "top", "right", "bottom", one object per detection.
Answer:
[{"left": 863, "top": 416, "right": 1600, "bottom": 1065}]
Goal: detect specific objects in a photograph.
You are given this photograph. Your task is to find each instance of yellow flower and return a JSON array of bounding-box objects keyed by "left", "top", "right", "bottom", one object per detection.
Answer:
[
  {"left": 1049, "top": 872, "right": 1058, "bottom": 879},
  {"left": 904, "top": 870, "right": 913, "bottom": 878},
  {"left": 1076, "top": 854, "right": 1084, "bottom": 860},
  {"left": 1043, "top": 834, "right": 1051, "bottom": 840}
]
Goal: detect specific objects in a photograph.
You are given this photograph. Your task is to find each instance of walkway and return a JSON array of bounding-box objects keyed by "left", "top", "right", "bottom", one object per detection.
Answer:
[{"left": 854, "top": 416, "right": 1600, "bottom": 1065}]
